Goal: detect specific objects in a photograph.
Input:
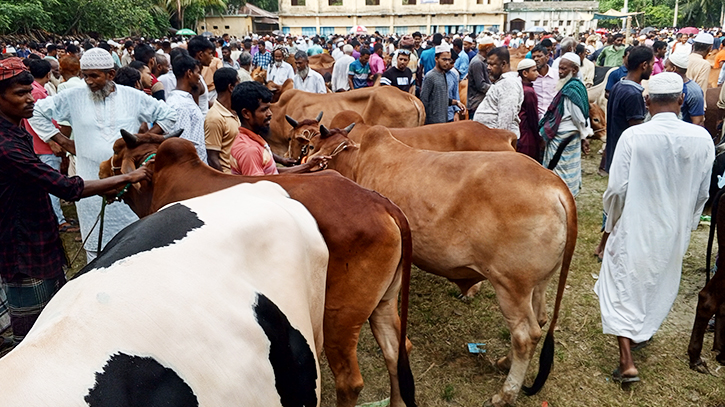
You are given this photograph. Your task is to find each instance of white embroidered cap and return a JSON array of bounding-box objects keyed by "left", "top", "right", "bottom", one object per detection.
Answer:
[
  {"left": 80, "top": 47, "right": 115, "bottom": 70},
  {"left": 562, "top": 52, "right": 581, "bottom": 66},
  {"left": 435, "top": 41, "right": 451, "bottom": 54},
  {"left": 517, "top": 58, "right": 536, "bottom": 71},
  {"left": 648, "top": 72, "right": 683, "bottom": 94},
  {"left": 694, "top": 32, "right": 714, "bottom": 45},
  {"left": 668, "top": 52, "right": 689, "bottom": 69}
]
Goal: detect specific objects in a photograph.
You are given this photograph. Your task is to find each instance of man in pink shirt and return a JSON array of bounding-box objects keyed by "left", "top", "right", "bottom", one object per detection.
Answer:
[
  {"left": 22, "top": 59, "right": 76, "bottom": 232},
  {"left": 369, "top": 43, "right": 386, "bottom": 85},
  {"left": 651, "top": 40, "right": 666, "bottom": 76},
  {"left": 229, "top": 81, "right": 328, "bottom": 176},
  {"left": 531, "top": 45, "right": 558, "bottom": 119}
]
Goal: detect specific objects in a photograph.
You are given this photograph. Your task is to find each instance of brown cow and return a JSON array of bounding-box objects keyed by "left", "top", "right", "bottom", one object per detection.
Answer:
[
  {"left": 268, "top": 86, "right": 425, "bottom": 155},
  {"left": 250, "top": 68, "right": 294, "bottom": 103},
  {"left": 309, "top": 53, "right": 336, "bottom": 78},
  {"left": 705, "top": 86, "right": 725, "bottom": 142},
  {"left": 100, "top": 134, "right": 417, "bottom": 407},
  {"left": 309, "top": 125, "right": 577, "bottom": 407},
  {"left": 689, "top": 189, "right": 725, "bottom": 373},
  {"left": 283, "top": 110, "right": 515, "bottom": 163},
  {"left": 588, "top": 102, "right": 606, "bottom": 142}
]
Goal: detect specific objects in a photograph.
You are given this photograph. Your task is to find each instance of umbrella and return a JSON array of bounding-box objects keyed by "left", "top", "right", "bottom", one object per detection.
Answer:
[
  {"left": 350, "top": 25, "right": 368, "bottom": 35},
  {"left": 201, "top": 31, "right": 213, "bottom": 37},
  {"left": 176, "top": 28, "right": 197, "bottom": 36},
  {"left": 595, "top": 28, "right": 608, "bottom": 34},
  {"left": 525, "top": 26, "right": 546, "bottom": 33},
  {"left": 678, "top": 27, "right": 699, "bottom": 35},
  {"left": 640, "top": 27, "right": 656, "bottom": 35}
]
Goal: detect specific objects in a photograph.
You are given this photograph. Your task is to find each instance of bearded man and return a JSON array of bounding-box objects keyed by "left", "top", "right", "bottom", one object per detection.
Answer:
[
  {"left": 28, "top": 48, "right": 177, "bottom": 262},
  {"left": 473, "top": 47, "right": 523, "bottom": 138},
  {"left": 267, "top": 45, "right": 295, "bottom": 86},
  {"left": 293, "top": 51, "right": 326, "bottom": 94},
  {"left": 540, "top": 53, "right": 592, "bottom": 198}
]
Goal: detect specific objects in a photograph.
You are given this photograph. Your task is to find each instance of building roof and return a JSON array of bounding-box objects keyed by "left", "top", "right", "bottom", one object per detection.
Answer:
[
  {"left": 504, "top": 1, "right": 599, "bottom": 12},
  {"left": 223, "top": 2, "right": 278, "bottom": 18}
]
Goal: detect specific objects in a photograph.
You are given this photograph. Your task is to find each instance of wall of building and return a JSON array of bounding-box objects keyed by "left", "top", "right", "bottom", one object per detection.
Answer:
[
  {"left": 279, "top": 0, "right": 505, "bottom": 35},
  {"left": 198, "top": 16, "right": 254, "bottom": 37},
  {"left": 505, "top": 10, "right": 597, "bottom": 34}
]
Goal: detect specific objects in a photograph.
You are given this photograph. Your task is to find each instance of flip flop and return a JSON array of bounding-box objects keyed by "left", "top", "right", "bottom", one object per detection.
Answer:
[
  {"left": 631, "top": 339, "right": 651, "bottom": 351},
  {"left": 612, "top": 368, "right": 640, "bottom": 384},
  {"left": 59, "top": 222, "right": 80, "bottom": 233}
]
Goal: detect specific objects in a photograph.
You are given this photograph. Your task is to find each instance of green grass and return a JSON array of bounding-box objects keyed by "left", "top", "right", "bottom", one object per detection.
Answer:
[{"left": 317, "top": 140, "right": 725, "bottom": 407}]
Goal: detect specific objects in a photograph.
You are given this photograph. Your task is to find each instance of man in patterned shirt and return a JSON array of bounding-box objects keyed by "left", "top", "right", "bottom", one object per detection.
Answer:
[
  {"left": 0, "top": 58, "right": 152, "bottom": 349},
  {"left": 166, "top": 55, "right": 208, "bottom": 163},
  {"left": 252, "top": 41, "right": 272, "bottom": 70}
]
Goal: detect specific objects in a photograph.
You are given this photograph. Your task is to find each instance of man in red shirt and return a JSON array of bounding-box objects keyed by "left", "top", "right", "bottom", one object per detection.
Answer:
[
  {"left": 229, "top": 81, "right": 328, "bottom": 176},
  {"left": 21, "top": 59, "right": 76, "bottom": 232}
]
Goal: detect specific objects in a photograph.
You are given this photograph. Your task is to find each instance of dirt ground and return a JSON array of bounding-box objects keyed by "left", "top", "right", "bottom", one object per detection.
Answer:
[{"left": 2, "top": 140, "right": 724, "bottom": 406}]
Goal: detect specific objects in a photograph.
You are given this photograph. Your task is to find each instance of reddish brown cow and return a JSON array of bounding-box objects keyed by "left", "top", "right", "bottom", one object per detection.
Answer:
[
  {"left": 689, "top": 189, "right": 725, "bottom": 372},
  {"left": 308, "top": 125, "right": 577, "bottom": 406},
  {"left": 705, "top": 86, "right": 725, "bottom": 142},
  {"left": 283, "top": 110, "right": 515, "bottom": 163},
  {"left": 100, "top": 134, "right": 416, "bottom": 407}
]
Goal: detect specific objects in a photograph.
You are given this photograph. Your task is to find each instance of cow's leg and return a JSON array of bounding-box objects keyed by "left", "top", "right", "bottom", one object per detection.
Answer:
[
  {"left": 688, "top": 288, "right": 719, "bottom": 372},
  {"left": 324, "top": 312, "right": 366, "bottom": 407},
  {"left": 531, "top": 279, "right": 551, "bottom": 328},
  {"left": 715, "top": 300, "right": 725, "bottom": 364},
  {"left": 489, "top": 283, "right": 541, "bottom": 407},
  {"left": 369, "top": 296, "right": 411, "bottom": 407}
]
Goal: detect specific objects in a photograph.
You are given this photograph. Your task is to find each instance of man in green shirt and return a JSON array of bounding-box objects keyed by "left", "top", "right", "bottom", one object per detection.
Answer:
[{"left": 597, "top": 34, "right": 626, "bottom": 67}]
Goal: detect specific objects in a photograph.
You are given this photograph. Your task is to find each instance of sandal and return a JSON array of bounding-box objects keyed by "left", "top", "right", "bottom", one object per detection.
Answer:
[
  {"left": 59, "top": 222, "right": 80, "bottom": 233},
  {"left": 631, "top": 339, "right": 651, "bottom": 351},
  {"left": 612, "top": 368, "right": 640, "bottom": 383}
]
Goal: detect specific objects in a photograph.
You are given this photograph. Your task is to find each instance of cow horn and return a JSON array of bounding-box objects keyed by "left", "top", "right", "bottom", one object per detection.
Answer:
[
  {"left": 343, "top": 123, "right": 356, "bottom": 133},
  {"left": 315, "top": 111, "right": 323, "bottom": 122},
  {"left": 164, "top": 129, "right": 184, "bottom": 139},
  {"left": 320, "top": 124, "right": 330, "bottom": 138},
  {"left": 285, "top": 115, "right": 299, "bottom": 128},
  {"left": 120, "top": 129, "right": 138, "bottom": 146}
]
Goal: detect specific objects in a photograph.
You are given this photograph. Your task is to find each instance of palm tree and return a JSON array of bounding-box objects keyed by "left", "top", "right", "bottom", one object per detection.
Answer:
[{"left": 158, "top": 0, "right": 226, "bottom": 29}]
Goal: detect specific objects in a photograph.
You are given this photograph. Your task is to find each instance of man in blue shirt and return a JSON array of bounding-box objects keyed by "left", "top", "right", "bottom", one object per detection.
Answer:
[
  {"left": 252, "top": 42, "right": 272, "bottom": 70},
  {"left": 348, "top": 48, "right": 371, "bottom": 90},
  {"left": 419, "top": 33, "right": 442, "bottom": 77},
  {"left": 452, "top": 38, "right": 469, "bottom": 79},
  {"left": 665, "top": 54, "right": 705, "bottom": 125}
]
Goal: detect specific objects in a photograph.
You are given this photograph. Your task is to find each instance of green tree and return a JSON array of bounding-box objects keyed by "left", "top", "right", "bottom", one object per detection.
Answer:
[{"left": 0, "top": 0, "right": 53, "bottom": 34}]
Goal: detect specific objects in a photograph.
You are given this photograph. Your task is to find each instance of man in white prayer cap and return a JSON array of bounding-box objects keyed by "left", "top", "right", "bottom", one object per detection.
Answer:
[
  {"left": 594, "top": 72, "right": 714, "bottom": 384},
  {"left": 29, "top": 47, "right": 178, "bottom": 262},
  {"left": 539, "top": 52, "right": 592, "bottom": 197},
  {"left": 687, "top": 32, "right": 714, "bottom": 98},
  {"left": 665, "top": 52, "right": 705, "bottom": 125},
  {"left": 420, "top": 41, "right": 466, "bottom": 124}
]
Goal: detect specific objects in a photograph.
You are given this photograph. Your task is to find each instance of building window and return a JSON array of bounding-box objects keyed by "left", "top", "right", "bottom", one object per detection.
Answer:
[
  {"left": 283, "top": 27, "right": 291, "bottom": 34},
  {"left": 224, "top": 25, "right": 230, "bottom": 29},
  {"left": 329, "top": 0, "right": 343, "bottom": 5},
  {"left": 475, "top": 25, "right": 485, "bottom": 33},
  {"left": 476, "top": 0, "right": 482, "bottom": 4},
  {"left": 395, "top": 26, "right": 408, "bottom": 34},
  {"left": 403, "top": 0, "right": 416, "bottom": 4},
  {"left": 566, "top": 20, "right": 571, "bottom": 26},
  {"left": 201, "top": 25, "right": 205, "bottom": 29},
  {"left": 543, "top": 20, "right": 548, "bottom": 26},
  {"left": 440, "top": 0, "right": 453, "bottom": 4},
  {"left": 420, "top": 26, "right": 426, "bottom": 33},
  {"left": 491, "top": 24, "right": 499, "bottom": 32},
  {"left": 486, "top": 0, "right": 490, "bottom": 4},
  {"left": 291, "top": 0, "right": 305, "bottom": 5},
  {"left": 366, "top": 0, "right": 379, "bottom": 5},
  {"left": 376, "top": 26, "right": 390, "bottom": 34},
  {"left": 213, "top": 25, "right": 218, "bottom": 29},
  {"left": 301, "top": 27, "right": 316, "bottom": 36},
  {"left": 321, "top": 27, "right": 335, "bottom": 35},
  {"left": 533, "top": 20, "right": 540, "bottom": 26}
]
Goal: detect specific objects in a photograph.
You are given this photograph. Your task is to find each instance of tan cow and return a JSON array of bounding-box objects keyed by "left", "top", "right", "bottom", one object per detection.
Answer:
[
  {"left": 309, "top": 125, "right": 577, "bottom": 407},
  {"left": 309, "top": 53, "right": 336, "bottom": 78},
  {"left": 268, "top": 87, "right": 425, "bottom": 155},
  {"left": 283, "top": 110, "right": 515, "bottom": 163}
]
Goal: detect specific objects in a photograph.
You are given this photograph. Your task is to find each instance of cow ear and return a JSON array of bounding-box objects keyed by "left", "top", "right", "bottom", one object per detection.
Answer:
[
  {"left": 121, "top": 157, "right": 136, "bottom": 175},
  {"left": 285, "top": 115, "right": 299, "bottom": 128},
  {"left": 315, "top": 111, "right": 323, "bottom": 122},
  {"left": 343, "top": 123, "right": 355, "bottom": 133},
  {"left": 319, "top": 125, "right": 330, "bottom": 139},
  {"left": 120, "top": 129, "right": 138, "bottom": 148},
  {"left": 165, "top": 129, "right": 184, "bottom": 139}
]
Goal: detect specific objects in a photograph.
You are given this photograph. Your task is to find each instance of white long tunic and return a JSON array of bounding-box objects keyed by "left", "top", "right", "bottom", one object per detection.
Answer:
[
  {"left": 29, "top": 84, "right": 177, "bottom": 252},
  {"left": 594, "top": 113, "right": 714, "bottom": 342}
]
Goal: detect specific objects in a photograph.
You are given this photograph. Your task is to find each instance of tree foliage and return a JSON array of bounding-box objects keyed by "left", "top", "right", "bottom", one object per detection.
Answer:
[{"left": 0, "top": 0, "right": 230, "bottom": 37}]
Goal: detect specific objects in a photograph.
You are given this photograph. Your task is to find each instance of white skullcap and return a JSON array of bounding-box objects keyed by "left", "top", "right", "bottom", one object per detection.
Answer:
[
  {"left": 668, "top": 52, "right": 689, "bottom": 69},
  {"left": 463, "top": 36, "right": 474, "bottom": 43},
  {"left": 648, "top": 72, "right": 683, "bottom": 94},
  {"left": 435, "top": 41, "right": 451, "bottom": 54},
  {"left": 478, "top": 36, "right": 494, "bottom": 46},
  {"left": 337, "top": 40, "right": 344, "bottom": 46},
  {"left": 695, "top": 32, "right": 714, "bottom": 45},
  {"left": 517, "top": 58, "right": 536, "bottom": 71},
  {"left": 561, "top": 52, "right": 581, "bottom": 66},
  {"left": 80, "top": 47, "right": 115, "bottom": 70}
]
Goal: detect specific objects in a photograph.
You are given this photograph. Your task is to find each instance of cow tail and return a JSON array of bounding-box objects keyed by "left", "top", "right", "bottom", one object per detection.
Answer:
[
  {"left": 391, "top": 204, "right": 417, "bottom": 407},
  {"left": 706, "top": 189, "right": 724, "bottom": 284},
  {"left": 546, "top": 134, "right": 578, "bottom": 171},
  {"left": 522, "top": 190, "right": 577, "bottom": 396}
]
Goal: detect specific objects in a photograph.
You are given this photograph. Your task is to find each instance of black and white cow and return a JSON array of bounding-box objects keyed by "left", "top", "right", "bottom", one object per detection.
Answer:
[{"left": 0, "top": 182, "right": 329, "bottom": 406}]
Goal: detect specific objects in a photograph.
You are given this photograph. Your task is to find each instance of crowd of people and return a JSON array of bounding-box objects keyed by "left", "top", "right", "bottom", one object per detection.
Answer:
[{"left": 0, "top": 25, "right": 721, "bottom": 385}]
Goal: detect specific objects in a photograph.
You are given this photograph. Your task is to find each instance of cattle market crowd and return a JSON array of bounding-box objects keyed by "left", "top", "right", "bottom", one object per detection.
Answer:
[{"left": 0, "top": 25, "right": 723, "bottom": 406}]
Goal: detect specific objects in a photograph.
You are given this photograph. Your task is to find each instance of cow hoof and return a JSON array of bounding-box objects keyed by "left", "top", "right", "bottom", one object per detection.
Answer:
[
  {"left": 486, "top": 394, "right": 509, "bottom": 407},
  {"left": 717, "top": 353, "right": 725, "bottom": 365},
  {"left": 690, "top": 359, "right": 710, "bottom": 374}
]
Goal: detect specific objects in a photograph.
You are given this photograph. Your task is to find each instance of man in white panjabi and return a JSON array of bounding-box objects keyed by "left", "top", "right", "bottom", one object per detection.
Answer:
[
  {"left": 594, "top": 72, "right": 714, "bottom": 383},
  {"left": 29, "top": 48, "right": 177, "bottom": 262}
]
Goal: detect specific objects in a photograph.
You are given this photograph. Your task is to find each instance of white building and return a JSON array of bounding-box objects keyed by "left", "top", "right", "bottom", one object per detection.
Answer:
[{"left": 503, "top": 0, "right": 598, "bottom": 34}]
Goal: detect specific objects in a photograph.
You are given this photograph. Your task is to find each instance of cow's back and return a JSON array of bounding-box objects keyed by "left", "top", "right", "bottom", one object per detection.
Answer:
[
  {"left": 0, "top": 182, "right": 328, "bottom": 406},
  {"left": 705, "top": 86, "right": 724, "bottom": 140}
]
